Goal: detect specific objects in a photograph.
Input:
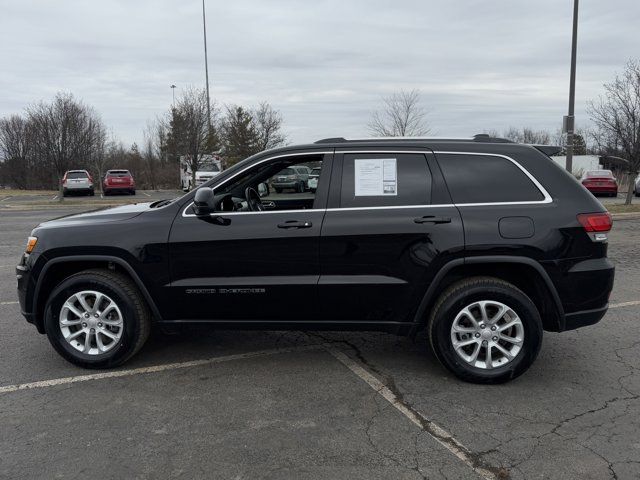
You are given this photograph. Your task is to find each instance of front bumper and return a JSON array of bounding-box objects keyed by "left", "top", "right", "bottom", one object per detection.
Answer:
[{"left": 16, "top": 256, "right": 39, "bottom": 330}]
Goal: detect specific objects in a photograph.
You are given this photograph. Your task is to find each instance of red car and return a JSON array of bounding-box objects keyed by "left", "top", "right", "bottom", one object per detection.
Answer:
[
  {"left": 581, "top": 170, "right": 618, "bottom": 197},
  {"left": 103, "top": 169, "right": 136, "bottom": 195}
]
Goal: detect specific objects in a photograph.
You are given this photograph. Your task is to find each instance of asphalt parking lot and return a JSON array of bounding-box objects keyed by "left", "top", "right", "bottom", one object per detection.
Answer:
[{"left": 0, "top": 205, "right": 639, "bottom": 479}]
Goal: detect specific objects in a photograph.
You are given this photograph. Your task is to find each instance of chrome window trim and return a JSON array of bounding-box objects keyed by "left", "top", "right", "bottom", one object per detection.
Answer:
[
  {"left": 182, "top": 151, "right": 332, "bottom": 217},
  {"left": 432, "top": 151, "right": 553, "bottom": 205},
  {"left": 182, "top": 149, "right": 552, "bottom": 218}
]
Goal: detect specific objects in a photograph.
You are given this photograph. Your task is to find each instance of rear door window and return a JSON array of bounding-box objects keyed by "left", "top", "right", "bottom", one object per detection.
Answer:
[
  {"left": 340, "top": 153, "right": 432, "bottom": 208},
  {"left": 437, "top": 154, "right": 545, "bottom": 204}
]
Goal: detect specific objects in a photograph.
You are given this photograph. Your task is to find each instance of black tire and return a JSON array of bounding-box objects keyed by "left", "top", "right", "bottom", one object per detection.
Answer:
[
  {"left": 44, "top": 269, "right": 151, "bottom": 369},
  {"left": 275, "top": 188, "right": 282, "bottom": 193},
  {"left": 310, "top": 188, "right": 316, "bottom": 193},
  {"left": 130, "top": 189, "right": 136, "bottom": 195},
  {"left": 428, "top": 277, "right": 543, "bottom": 384},
  {"left": 89, "top": 190, "right": 95, "bottom": 197}
]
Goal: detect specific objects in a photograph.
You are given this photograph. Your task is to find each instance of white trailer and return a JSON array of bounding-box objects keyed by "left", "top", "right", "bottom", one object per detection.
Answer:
[{"left": 551, "top": 155, "right": 602, "bottom": 179}]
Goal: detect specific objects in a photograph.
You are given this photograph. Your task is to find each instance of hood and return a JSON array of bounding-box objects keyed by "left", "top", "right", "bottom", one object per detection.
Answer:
[
  {"left": 195, "top": 171, "right": 221, "bottom": 178},
  {"left": 37, "top": 202, "right": 152, "bottom": 229}
]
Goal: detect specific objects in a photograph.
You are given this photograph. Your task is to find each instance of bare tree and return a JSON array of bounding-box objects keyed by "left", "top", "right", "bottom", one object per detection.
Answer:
[
  {"left": 589, "top": 59, "right": 640, "bottom": 205},
  {"left": 27, "top": 93, "right": 106, "bottom": 199},
  {"left": 0, "top": 115, "right": 32, "bottom": 189},
  {"left": 368, "top": 89, "right": 430, "bottom": 137},
  {"left": 253, "top": 102, "right": 287, "bottom": 151},
  {"left": 502, "top": 127, "right": 551, "bottom": 144}
]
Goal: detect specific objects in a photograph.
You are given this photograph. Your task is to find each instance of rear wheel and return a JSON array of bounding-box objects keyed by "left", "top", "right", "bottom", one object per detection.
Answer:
[
  {"left": 275, "top": 188, "right": 282, "bottom": 193},
  {"left": 428, "top": 277, "right": 542, "bottom": 384},
  {"left": 44, "top": 269, "right": 151, "bottom": 369}
]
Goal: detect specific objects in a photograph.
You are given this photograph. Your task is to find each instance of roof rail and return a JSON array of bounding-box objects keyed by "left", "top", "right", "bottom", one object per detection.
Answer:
[
  {"left": 314, "top": 137, "right": 347, "bottom": 144},
  {"left": 315, "top": 135, "right": 516, "bottom": 144},
  {"left": 472, "top": 134, "right": 513, "bottom": 143}
]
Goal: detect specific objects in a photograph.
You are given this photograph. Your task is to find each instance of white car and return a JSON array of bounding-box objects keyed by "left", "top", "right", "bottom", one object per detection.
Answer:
[
  {"left": 62, "top": 170, "right": 94, "bottom": 196},
  {"left": 308, "top": 167, "right": 321, "bottom": 192},
  {"left": 635, "top": 175, "right": 640, "bottom": 197}
]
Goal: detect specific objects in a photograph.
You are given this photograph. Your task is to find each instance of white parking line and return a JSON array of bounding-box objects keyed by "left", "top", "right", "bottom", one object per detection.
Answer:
[
  {"left": 51, "top": 195, "right": 57, "bottom": 200},
  {"left": 609, "top": 300, "right": 640, "bottom": 309},
  {"left": 0, "top": 196, "right": 13, "bottom": 202},
  {"left": 0, "top": 345, "right": 322, "bottom": 395},
  {"left": 142, "top": 192, "right": 151, "bottom": 197},
  {"left": 0, "top": 301, "right": 18, "bottom": 306},
  {"left": 325, "top": 346, "right": 499, "bottom": 480}
]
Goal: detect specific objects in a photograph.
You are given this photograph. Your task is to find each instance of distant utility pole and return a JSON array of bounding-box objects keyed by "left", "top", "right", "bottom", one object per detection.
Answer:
[
  {"left": 565, "top": 0, "right": 579, "bottom": 173},
  {"left": 202, "top": 0, "right": 212, "bottom": 132},
  {"left": 170, "top": 84, "right": 176, "bottom": 107}
]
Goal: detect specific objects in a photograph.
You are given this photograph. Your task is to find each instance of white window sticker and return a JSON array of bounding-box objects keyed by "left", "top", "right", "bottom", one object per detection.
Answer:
[{"left": 354, "top": 158, "right": 397, "bottom": 196}]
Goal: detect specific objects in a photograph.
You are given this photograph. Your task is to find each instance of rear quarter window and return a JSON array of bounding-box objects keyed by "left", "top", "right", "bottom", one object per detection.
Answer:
[{"left": 438, "top": 154, "right": 545, "bottom": 204}]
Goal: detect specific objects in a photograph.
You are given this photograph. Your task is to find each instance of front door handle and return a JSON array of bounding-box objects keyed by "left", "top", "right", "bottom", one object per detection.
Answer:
[
  {"left": 414, "top": 216, "right": 451, "bottom": 224},
  {"left": 277, "top": 220, "right": 312, "bottom": 229}
]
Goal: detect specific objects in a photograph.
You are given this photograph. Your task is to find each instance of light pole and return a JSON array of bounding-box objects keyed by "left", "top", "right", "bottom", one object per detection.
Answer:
[
  {"left": 170, "top": 84, "right": 176, "bottom": 107},
  {"left": 565, "top": 0, "right": 579, "bottom": 173},
  {"left": 202, "top": 0, "right": 212, "bottom": 132}
]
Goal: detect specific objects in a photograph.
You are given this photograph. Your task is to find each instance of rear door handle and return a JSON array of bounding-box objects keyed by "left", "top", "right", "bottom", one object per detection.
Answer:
[
  {"left": 277, "top": 220, "right": 312, "bottom": 229},
  {"left": 414, "top": 216, "right": 451, "bottom": 224}
]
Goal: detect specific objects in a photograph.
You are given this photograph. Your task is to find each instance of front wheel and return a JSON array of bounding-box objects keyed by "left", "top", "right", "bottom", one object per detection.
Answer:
[
  {"left": 428, "top": 277, "right": 542, "bottom": 384},
  {"left": 44, "top": 269, "right": 151, "bottom": 369}
]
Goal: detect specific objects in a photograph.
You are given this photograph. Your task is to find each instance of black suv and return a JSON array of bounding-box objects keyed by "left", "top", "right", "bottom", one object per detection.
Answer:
[{"left": 16, "top": 136, "right": 614, "bottom": 383}]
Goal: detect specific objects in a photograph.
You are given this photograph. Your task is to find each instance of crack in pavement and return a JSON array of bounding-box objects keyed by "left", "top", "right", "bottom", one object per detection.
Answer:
[{"left": 306, "top": 333, "right": 510, "bottom": 479}]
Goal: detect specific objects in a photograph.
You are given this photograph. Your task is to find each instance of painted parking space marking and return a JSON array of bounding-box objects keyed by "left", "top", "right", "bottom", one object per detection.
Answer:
[
  {"left": 0, "top": 301, "right": 19, "bottom": 306},
  {"left": 142, "top": 192, "right": 151, "bottom": 197},
  {"left": 0, "top": 345, "right": 322, "bottom": 395},
  {"left": 325, "top": 346, "right": 501, "bottom": 480},
  {"left": 609, "top": 300, "right": 640, "bottom": 309}
]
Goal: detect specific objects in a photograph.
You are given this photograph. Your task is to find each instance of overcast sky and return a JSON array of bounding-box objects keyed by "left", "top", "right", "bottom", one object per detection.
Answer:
[{"left": 1, "top": 0, "right": 638, "bottom": 146}]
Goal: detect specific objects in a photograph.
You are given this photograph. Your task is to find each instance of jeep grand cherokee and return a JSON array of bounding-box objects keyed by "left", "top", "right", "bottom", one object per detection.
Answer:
[{"left": 16, "top": 135, "right": 614, "bottom": 383}]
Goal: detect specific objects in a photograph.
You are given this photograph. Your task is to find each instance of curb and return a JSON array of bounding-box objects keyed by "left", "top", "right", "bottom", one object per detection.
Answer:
[{"left": 611, "top": 212, "right": 640, "bottom": 221}]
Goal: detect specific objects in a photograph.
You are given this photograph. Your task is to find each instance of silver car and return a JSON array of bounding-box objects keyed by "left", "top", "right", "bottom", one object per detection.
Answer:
[
  {"left": 635, "top": 175, "right": 640, "bottom": 197},
  {"left": 271, "top": 166, "right": 311, "bottom": 193},
  {"left": 62, "top": 170, "right": 94, "bottom": 196}
]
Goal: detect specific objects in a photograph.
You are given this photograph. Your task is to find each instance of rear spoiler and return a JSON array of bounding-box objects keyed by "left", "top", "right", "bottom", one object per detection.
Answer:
[{"left": 531, "top": 145, "right": 563, "bottom": 157}]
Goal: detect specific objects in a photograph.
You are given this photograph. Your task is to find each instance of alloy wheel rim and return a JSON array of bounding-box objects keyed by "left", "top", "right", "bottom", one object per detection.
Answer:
[
  {"left": 450, "top": 300, "right": 524, "bottom": 369},
  {"left": 59, "top": 290, "right": 124, "bottom": 355}
]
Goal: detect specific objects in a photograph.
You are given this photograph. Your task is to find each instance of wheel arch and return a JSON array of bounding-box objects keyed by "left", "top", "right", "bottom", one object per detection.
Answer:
[
  {"left": 411, "top": 256, "right": 564, "bottom": 334},
  {"left": 33, "top": 255, "right": 163, "bottom": 333}
]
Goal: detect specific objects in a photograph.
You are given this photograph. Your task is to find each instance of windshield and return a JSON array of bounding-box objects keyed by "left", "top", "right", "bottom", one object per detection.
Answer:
[
  {"left": 587, "top": 170, "right": 613, "bottom": 177},
  {"left": 199, "top": 159, "right": 220, "bottom": 172}
]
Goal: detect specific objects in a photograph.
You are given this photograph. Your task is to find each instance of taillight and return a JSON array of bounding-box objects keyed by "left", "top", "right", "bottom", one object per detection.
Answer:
[
  {"left": 62, "top": 173, "right": 67, "bottom": 183},
  {"left": 88, "top": 173, "right": 93, "bottom": 183},
  {"left": 577, "top": 212, "right": 612, "bottom": 233}
]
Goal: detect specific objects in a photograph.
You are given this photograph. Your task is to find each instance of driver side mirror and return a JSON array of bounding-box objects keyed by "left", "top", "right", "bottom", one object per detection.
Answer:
[{"left": 193, "top": 187, "right": 215, "bottom": 217}]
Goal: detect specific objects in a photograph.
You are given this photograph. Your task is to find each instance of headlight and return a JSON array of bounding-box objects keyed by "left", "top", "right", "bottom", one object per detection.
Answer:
[{"left": 25, "top": 236, "right": 38, "bottom": 254}]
